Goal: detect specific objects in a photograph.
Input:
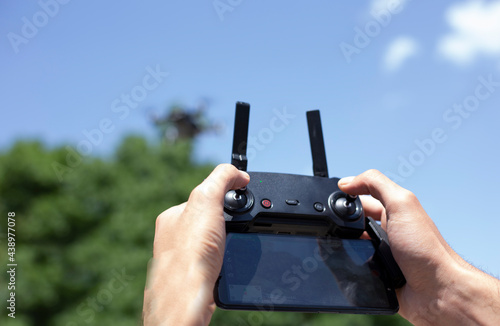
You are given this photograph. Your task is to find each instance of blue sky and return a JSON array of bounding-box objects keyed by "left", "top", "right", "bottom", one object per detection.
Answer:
[{"left": 2, "top": 1, "right": 500, "bottom": 276}]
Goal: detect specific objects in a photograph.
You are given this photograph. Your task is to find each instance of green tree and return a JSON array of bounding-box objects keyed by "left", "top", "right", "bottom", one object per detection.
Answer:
[
  {"left": 0, "top": 137, "right": 212, "bottom": 326},
  {"left": 0, "top": 136, "right": 410, "bottom": 326}
]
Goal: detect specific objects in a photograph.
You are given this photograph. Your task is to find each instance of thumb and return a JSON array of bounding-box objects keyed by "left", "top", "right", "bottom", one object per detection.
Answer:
[
  {"left": 194, "top": 164, "right": 250, "bottom": 205},
  {"left": 338, "top": 169, "right": 408, "bottom": 209}
]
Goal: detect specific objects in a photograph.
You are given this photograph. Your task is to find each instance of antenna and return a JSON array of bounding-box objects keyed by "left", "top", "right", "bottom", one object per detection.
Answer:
[
  {"left": 307, "top": 110, "right": 329, "bottom": 178},
  {"left": 231, "top": 102, "right": 250, "bottom": 171}
]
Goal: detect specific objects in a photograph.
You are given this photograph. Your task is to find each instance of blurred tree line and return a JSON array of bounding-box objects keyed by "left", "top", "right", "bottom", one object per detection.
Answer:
[{"left": 0, "top": 111, "right": 411, "bottom": 325}]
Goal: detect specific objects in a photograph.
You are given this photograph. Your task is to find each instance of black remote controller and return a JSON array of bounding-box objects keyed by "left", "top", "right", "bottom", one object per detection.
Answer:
[
  {"left": 224, "top": 102, "right": 365, "bottom": 239},
  {"left": 223, "top": 102, "right": 405, "bottom": 288}
]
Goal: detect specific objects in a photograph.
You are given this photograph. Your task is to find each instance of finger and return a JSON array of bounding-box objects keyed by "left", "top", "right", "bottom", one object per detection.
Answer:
[
  {"left": 338, "top": 169, "right": 411, "bottom": 210},
  {"left": 359, "top": 196, "right": 385, "bottom": 221},
  {"left": 153, "top": 203, "right": 187, "bottom": 257},
  {"left": 360, "top": 231, "right": 371, "bottom": 240},
  {"left": 181, "top": 164, "right": 250, "bottom": 241},
  {"left": 155, "top": 203, "right": 187, "bottom": 236},
  {"left": 189, "top": 164, "right": 250, "bottom": 208}
]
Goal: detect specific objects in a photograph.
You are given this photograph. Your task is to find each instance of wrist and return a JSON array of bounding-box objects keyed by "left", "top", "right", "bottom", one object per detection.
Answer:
[
  {"left": 143, "top": 251, "right": 216, "bottom": 326},
  {"left": 424, "top": 261, "right": 500, "bottom": 326},
  {"left": 448, "top": 265, "right": 500, "bottom": 325}
]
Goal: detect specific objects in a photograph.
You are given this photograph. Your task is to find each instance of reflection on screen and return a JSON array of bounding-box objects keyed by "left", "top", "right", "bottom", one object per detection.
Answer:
[{"left": 219, "top": 233, "right": 392, "bottom": 309}]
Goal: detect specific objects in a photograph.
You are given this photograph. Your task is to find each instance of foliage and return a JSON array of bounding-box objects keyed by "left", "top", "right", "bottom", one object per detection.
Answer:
[
  {"left": 0, "top": 136, "right": 411, "bottom": 326},
  {"left": 0, "top": 137, "right": 212, "bottom": 326},
  {"left": 210, "top": 310, "right": 411, "bottom": 326}
]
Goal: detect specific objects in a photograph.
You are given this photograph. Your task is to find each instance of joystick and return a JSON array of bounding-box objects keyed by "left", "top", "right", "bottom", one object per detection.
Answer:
[
  {"left": 224, "top": 188, "right": 254, "bottom": 212},
  {"left": 331, "top": 193, "right": 361, "bottom": 220}
]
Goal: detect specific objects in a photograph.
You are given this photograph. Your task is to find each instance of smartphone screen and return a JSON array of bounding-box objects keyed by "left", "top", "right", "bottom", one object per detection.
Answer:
[{"left": 215, "top": 233, "right": 399, "bottom": 314}]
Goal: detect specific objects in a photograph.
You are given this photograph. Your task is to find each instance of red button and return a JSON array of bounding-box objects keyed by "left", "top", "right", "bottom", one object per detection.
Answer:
[{"left": 261, "top": 199, "right": 272, "bottom": 209}]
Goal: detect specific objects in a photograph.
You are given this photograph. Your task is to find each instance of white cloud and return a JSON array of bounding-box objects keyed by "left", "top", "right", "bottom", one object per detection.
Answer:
[
  {"left": 438, "top": 0, "right": 500, "bottom": 65},
  {"left": 383, "top": 36, "right": 419, "bottom": 72}
]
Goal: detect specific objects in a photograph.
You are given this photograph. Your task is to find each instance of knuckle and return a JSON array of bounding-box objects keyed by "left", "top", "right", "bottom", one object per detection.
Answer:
[
  {"left": 193, "top": 164, "right": 238, "bottom": 200},
  {"left": 153, "top": 204, "right": 186, "bottom": 254},
  {"left": 364, "top": 169, "right": 383, "bottom": 180},
  {"left": 189, "top": 183, "right": 212, "bottom": 203},
  {"left": 215, "top": 163, "right": 236, "bottom": 173},
  {"left": 155, "top": 211, "right": 169, "bottom": 232},
  {"left": 396, "top": 189, "right": 418, "bottom": 205},
  {"left": 213, "top": 163, "right": 237, "bottom": 182},
  {"left": 155, "top": 204, "right": 184, "bottom": 229}
]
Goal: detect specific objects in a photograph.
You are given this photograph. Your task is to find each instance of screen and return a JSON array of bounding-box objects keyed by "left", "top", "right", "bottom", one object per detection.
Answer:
[{"left": 216, "top": 233, "right": 398, "bottom": 314}]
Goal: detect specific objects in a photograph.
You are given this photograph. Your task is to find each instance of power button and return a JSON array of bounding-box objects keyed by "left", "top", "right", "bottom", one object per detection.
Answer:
[{"left": 261, "top": 199, "right": 272, "bottom": 209}]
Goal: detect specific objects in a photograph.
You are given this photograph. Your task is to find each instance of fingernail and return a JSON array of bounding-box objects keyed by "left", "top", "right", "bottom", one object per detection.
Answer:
[{"left": 338, "top": 176, "right": 355, "bottom": 186}]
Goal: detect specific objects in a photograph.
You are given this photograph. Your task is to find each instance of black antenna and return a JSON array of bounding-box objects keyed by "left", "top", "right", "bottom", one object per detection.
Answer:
[
  {"left": 231, "top": 102, "right": 250, "bottom": 171},
  {"left": 307, "top": 110, "right": 329, "bottom": 178}
]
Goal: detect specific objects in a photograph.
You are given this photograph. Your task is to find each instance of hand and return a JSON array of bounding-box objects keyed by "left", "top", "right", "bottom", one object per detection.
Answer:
[
  {"left": 142, "top": 164, "right": 250, "bottom": 326},
  {"left": 338, "top": 169, "right": 500, "bottom": 325}
]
